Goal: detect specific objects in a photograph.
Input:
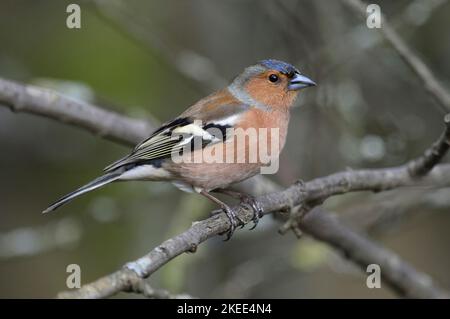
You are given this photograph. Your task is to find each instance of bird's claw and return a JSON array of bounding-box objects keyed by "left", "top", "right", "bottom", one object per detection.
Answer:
[
  {"left": 241, "top": 196, "right": 263, "bottom": 230},
  {"left": 210, "top": 209, "right": 222, "bottom": 217},
  {"left": 221, "top": 205, "right": 244, "bottom": 241}
]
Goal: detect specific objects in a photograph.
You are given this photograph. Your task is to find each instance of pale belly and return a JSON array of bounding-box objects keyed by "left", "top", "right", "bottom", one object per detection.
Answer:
[{"left": 166, "top": 161, "right": 262, "bottom": 191}]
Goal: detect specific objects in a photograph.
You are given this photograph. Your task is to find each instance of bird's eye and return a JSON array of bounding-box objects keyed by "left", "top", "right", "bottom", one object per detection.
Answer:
[{"left": 268, "top": 74, "right": 279, "bottom": 83}]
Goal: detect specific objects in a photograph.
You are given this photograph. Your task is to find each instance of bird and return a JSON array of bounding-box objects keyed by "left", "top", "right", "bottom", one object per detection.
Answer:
[{"left": 43, "top": 59, "right": 316, "bottom": 239}]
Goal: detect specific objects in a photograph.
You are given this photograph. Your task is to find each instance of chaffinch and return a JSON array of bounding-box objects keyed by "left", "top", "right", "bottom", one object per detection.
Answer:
[{"left": 43, "top": 59, "right": 316, "bottom": 239}]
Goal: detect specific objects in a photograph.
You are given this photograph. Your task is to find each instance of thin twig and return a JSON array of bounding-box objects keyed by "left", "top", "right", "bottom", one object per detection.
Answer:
[
  {"left": 57, "top": 279, "right": 195, "bottom": 299},
  {"left": 341, "top": 0, "right": 450, "bottom": 113},
  {"left": 91, "top": 0, "right": 227, "bottom": 92},
  {"left": 128, "top": 281, "right": 195, "bottom": 299}
]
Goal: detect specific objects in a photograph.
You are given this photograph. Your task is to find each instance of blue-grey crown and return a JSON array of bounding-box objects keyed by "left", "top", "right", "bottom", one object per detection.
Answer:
[{"left": 259, "top": 59, "right": 299, "bottom": 76}]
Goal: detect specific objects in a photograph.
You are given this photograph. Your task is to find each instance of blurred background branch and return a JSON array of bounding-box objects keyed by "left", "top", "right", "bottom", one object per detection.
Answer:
[
  {"left": 0, "top": 77, "right": 155, "bottom": 146},
  {"left": 91, "top": 0, "right": 227, "bottom": 93},
  {"left": 342, "top": 0, "right": 450, "bottom": 113}
]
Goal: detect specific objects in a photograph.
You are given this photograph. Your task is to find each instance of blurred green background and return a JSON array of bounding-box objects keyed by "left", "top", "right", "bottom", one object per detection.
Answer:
[{"left": 1, "top": 0, "right": 450, "bottom": 298}]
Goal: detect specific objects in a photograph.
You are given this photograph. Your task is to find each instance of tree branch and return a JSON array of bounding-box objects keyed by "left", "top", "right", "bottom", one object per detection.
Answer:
[
  {"left": 58, "top": 279, "right": 195, "bottom": 299},
  {"left": 58, "top": 165, "right": 450, "bottom": 299},
  {"left": 300, "top": 207, "right": 450, "bottom": 298},
  {"left": 0, "top": 78, "right": 154, "bottom": 146},
  {"left": 128, "top": 281, "right": 195, "bottom": 299}
]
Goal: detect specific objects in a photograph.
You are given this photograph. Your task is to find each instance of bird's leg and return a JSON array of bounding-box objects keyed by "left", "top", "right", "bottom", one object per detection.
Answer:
[
  {"left": 213, "top": 189, "right": 263, "bottom": 230},
  {"left": 200, "top": 190, "right": 243, "bottom": 240}
]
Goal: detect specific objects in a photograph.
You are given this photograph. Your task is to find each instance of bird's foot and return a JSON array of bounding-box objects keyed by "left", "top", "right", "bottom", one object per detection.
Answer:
[
  {"left": 240, "top": 195, "right": 264, "bottom": 230},
  {"left": 221, "top": 204, "right": 244, "bottom": 241},
  {"left": 213, "top": 189, "right": 264, "bottom": 230},
  {"left": 210, "top": 209, "right": 222, "bottom": 217},
  {"left": 199, "top": 189, "right": 244, "bottom": 240}
]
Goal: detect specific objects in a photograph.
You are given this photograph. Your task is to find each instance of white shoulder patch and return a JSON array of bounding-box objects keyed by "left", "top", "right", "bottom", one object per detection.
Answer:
[
  {"left": 173, "top": 123, "right": 216, "bottom": 141},
  {"left": 213, "top": 114, "right": 241, "bottom": 127}
]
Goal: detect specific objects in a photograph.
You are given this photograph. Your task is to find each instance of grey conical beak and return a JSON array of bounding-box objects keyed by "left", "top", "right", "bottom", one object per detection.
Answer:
[{"left": 288, "top": 73, "right": 316, "bottom": 91}]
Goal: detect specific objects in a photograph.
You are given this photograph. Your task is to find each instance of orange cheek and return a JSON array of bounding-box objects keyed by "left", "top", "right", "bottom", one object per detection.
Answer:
[{"left": 245, "top": 78, "right": 298, "bottom": 109}]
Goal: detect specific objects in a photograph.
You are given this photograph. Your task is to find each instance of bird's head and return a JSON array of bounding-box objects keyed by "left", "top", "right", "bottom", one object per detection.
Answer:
[{"left": 228, "top": 59, "right": 316, "bottom": 110}]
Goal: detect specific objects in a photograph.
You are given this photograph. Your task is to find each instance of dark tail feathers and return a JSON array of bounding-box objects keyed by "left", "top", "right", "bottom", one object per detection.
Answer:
[{"left": 42, "top": 173, "right": 122, "bottom": 214}]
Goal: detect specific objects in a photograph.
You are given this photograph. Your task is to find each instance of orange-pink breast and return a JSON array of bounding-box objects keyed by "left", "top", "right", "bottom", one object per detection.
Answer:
[{"left": 165, "top": 108, "right": 290, "bottom": 191}]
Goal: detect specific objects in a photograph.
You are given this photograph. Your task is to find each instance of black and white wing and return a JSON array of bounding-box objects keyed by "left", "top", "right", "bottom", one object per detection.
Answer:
[{"left": 103, "top": 117, "right": 227, "bottom": 172}]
